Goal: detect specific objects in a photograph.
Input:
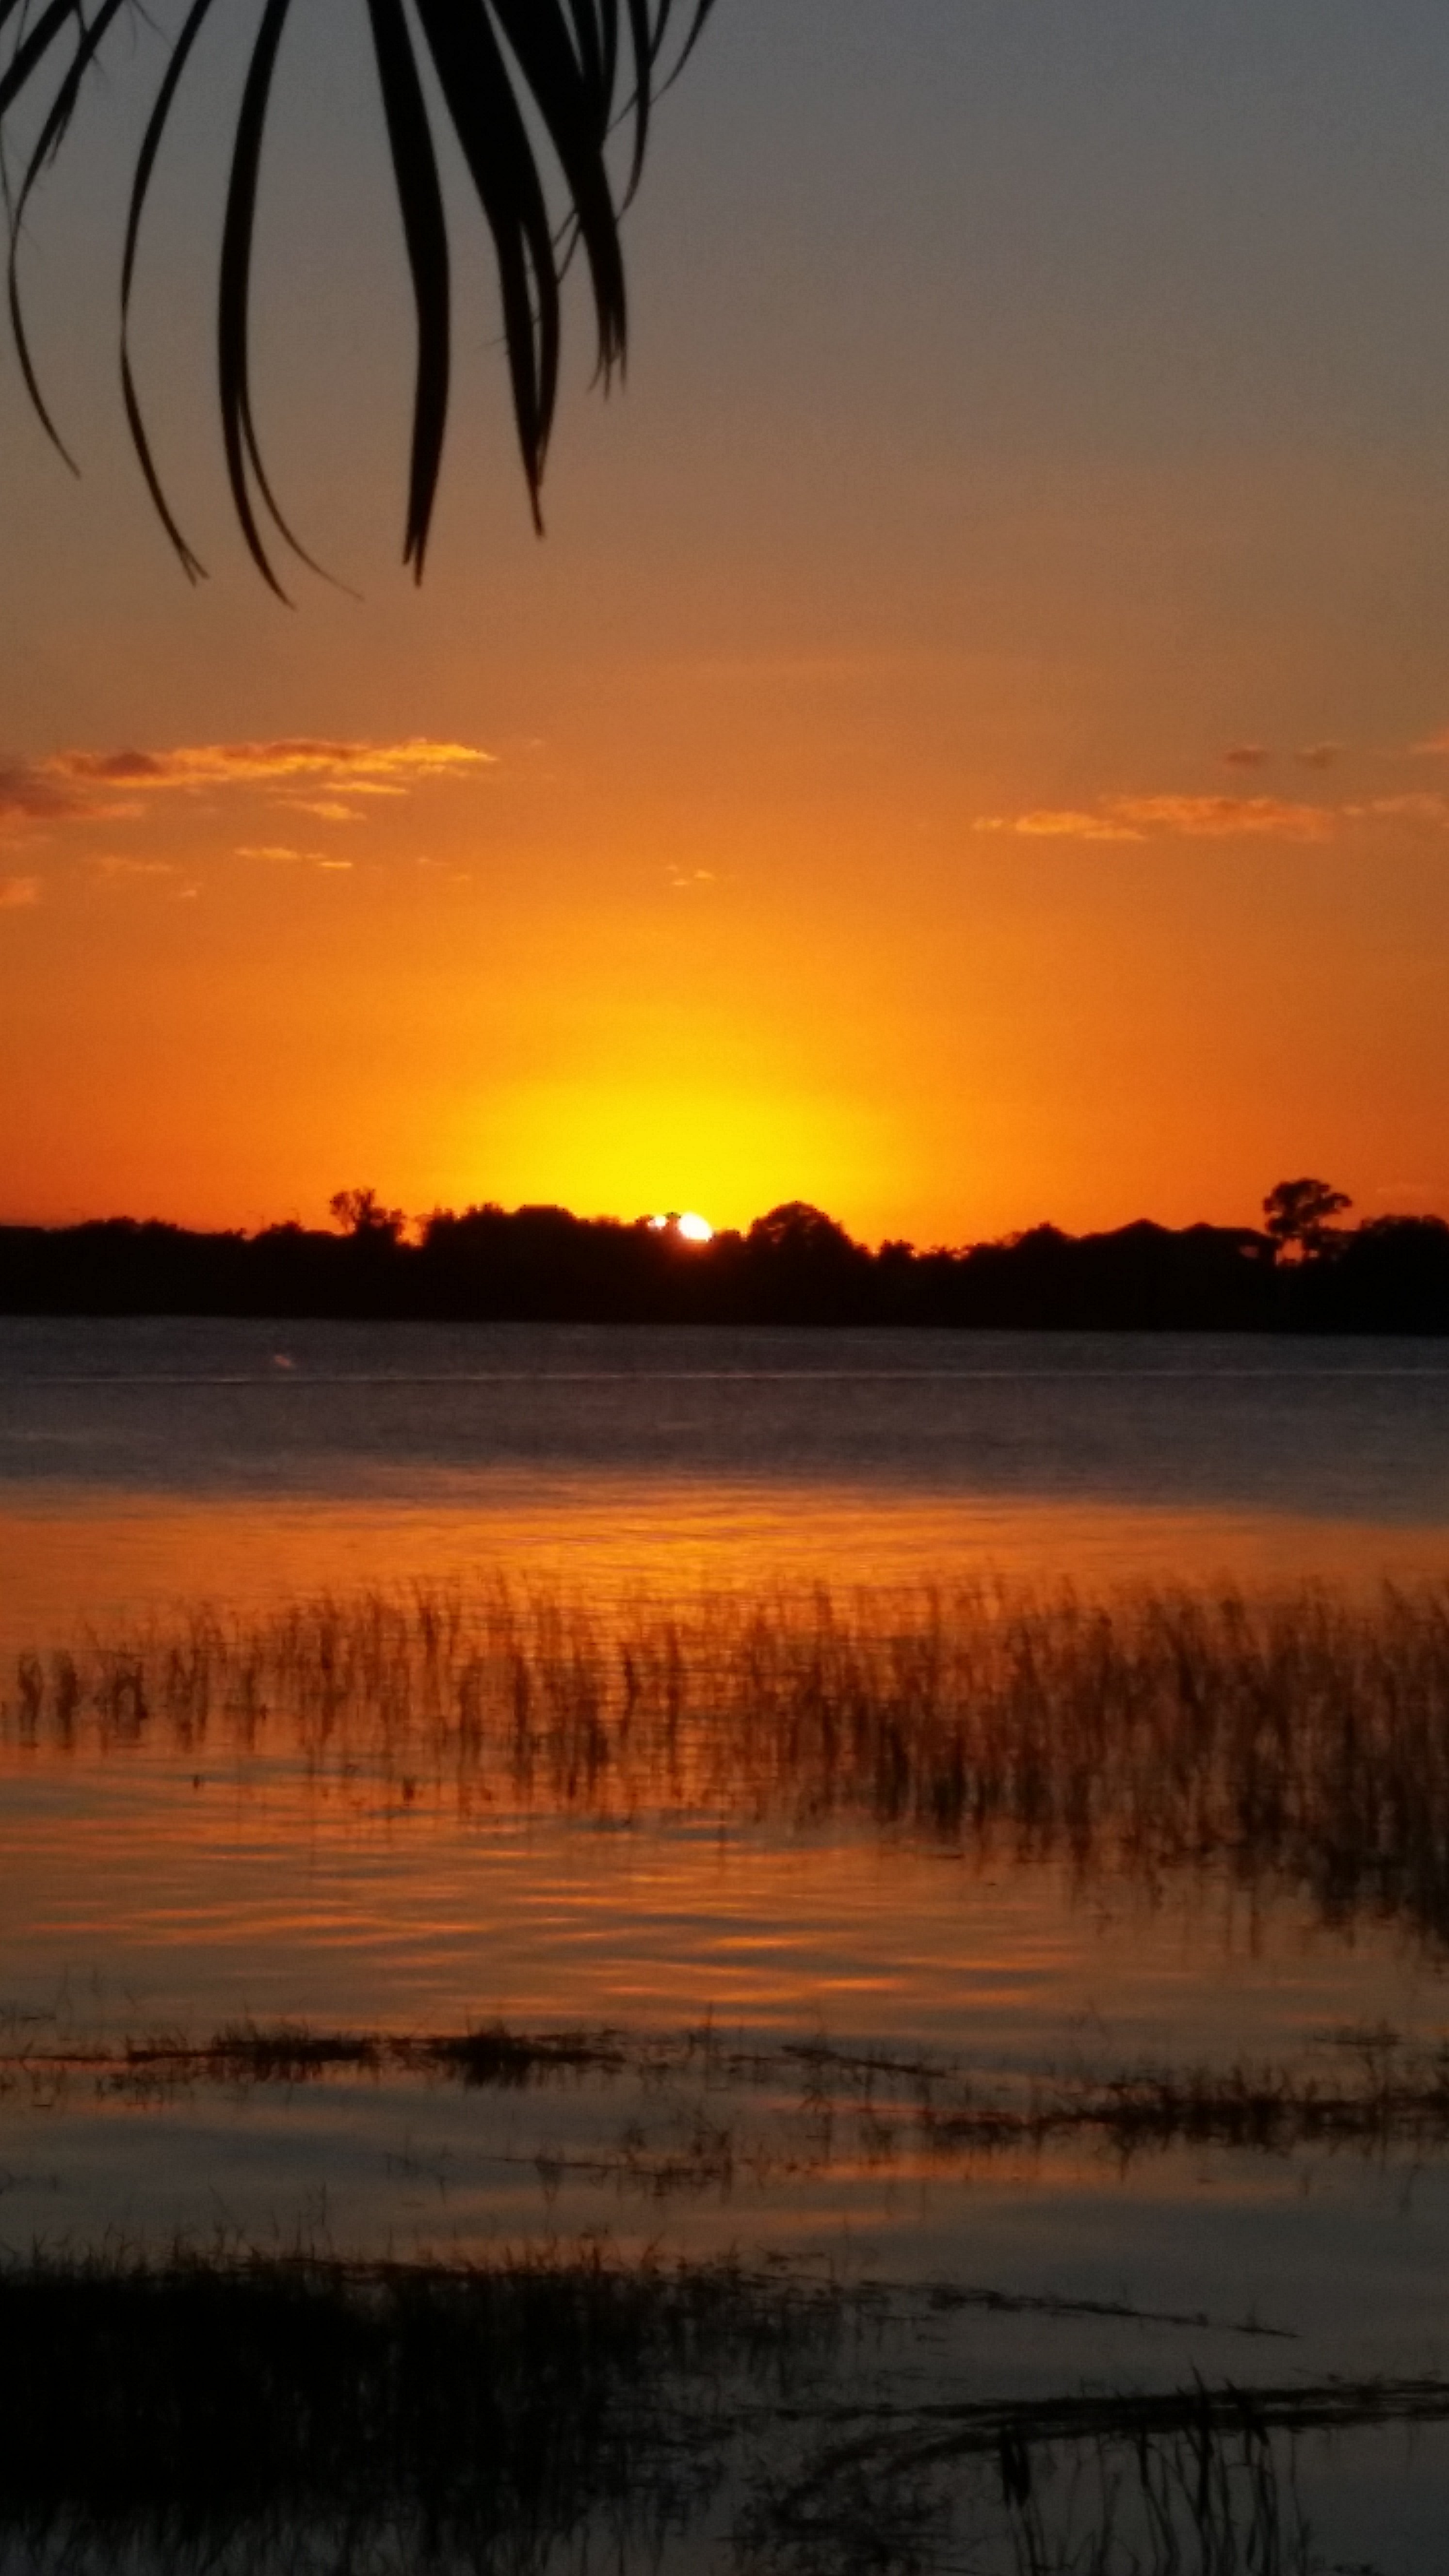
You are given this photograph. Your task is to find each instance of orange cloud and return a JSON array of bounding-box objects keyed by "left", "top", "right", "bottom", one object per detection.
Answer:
[
  {"left": 1110, "top": 793, "right": 1335, "bottom": 840},
  {"left": 0, "top": 738, "right": 495, "bottom": 839},
  {"left": 0, "top": 759, "right": 92, "bottom": 828},
  {"left": 50, "top": 738, "right": 495, "bottom": 790},
  {"left": 974, "top": 808, "right": 1144, "bottom": 843},
  {"left": 1223, "top": 743, "right": 1269, "bottom": 768},
  {"left": 974, "top": 781, "right": 1449, "bottom": 845},
  {"left": 1295, "top": 742, "right": 1339, "bottom": 770},
  {"left": 0, "top": 874, "right": 41, "bottom": 907},
  {"left": 1344, "top": 792, "right": 1449, "bottom": 826},
  {"left": 976, "top": 792, "right": 1334, "bottom": 843}
]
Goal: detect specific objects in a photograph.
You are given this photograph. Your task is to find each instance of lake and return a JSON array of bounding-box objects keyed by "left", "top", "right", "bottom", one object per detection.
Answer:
[{"left": 5, "top": 1317, "right": 1449, "bottom": 2571}]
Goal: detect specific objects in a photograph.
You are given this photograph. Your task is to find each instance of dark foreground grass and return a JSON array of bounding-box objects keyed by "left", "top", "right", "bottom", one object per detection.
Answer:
[
  {"left": 0, "top": 2250, "right": 828, "bottom": 2574},
  {"left": 10, "top": 1572, "right": 1449, "bottom": 1947},
  {"left": 0, "top": 2252, "right": 1442, "bottom": 2575}
]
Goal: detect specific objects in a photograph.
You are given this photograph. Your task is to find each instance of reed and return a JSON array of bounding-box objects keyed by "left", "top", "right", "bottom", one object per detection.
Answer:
[
  {"left": 0, "top": 2247, "right": 833, "bottom": 2572},
  {"left": 11, "top": 1572, "right": 1449, "bottom": 1943},
  {"left": 0, "top": 2248, "right": 1443, "bottom": 2575},
  {"left": 13, "top": 2016, "right": 1449, "bottom": 2173}
]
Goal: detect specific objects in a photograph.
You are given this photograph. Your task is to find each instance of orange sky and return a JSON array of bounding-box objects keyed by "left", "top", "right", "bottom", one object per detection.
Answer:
[{"left": 4, "top": 0, "right": 1449, "bottom": 1245}]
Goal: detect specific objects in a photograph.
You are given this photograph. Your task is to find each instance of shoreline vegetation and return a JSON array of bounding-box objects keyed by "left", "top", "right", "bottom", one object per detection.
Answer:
[
  {"left": 3, "top": 1183, "right": 1448, "bottom": 1330},
  {"left": 10, "top": 1572, "right": 1449, "bottom": 1950}
]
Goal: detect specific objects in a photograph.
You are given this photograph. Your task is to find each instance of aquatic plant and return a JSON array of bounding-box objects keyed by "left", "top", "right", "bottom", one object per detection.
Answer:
[
  {"left": 12, "top": 2015, "right": 1449, "bottom": 2180},
  {"left": 0, "top": 2247, "right": 1443, "bottom": 2576},
  {"left": 12, "top": 1573, "right": 1449, "bottom": 1947}
]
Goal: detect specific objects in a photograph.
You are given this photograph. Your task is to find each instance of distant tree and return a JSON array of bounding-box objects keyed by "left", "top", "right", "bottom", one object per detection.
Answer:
[
  {"left": 1262, "top": 1177, "right": 1352, "bottom": 1262},
  {"left": 329, "top": 1187, "right": 405, "bottom": 1243},
  {"left": 746, "top": 1203, "right": 859, "bottom": 1258},
  {"left": 0, "top": 2, "right": 716, "bottom": 590}
]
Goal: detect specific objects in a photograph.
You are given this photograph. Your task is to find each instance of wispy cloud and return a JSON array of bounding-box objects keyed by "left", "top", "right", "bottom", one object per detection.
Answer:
[
  {"left": 1, "top": 738, "right": 495, "bottom": 839},
  {"left": 974, "top": 807, "right": 1145, "bottom": 844},
  {"left": 1295, "top": 742, "right": 1339, "bottom": 770},
  {"left": 0, "top": 874, "right": 41, "bottom": 907},
  {"left": 1223, "top": 744, "right": 1270, "bottom": 769},
  {"left": 1343, "top": 792, "right": 1449, "bottom": 826},
  {"left": 49, "top": 738, "right": 495, "bottom": 790},
  {"left": 1114, "top": 793, "right": 1335, "bottom": 840},
  {"left": 977, "top": 791, "right": 1339, "bottom": 845}
]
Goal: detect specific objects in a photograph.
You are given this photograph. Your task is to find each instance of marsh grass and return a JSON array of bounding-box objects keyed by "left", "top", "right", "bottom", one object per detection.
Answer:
[
  {"left": 13, "top": 2014, "right": 1449, "bottom": 2175},
  {"left": 743, "top": 2379, "right": 1407, "bottom": 2576},
  {"left": 0, "top": 2249, "right": 1442, "bottom": 2576},
  {"left": 11, "top": 1571, "right": 1449, "bottom": 1943},
  {"left": 0, "top": 2247, "right": 834, "bottom": 2574}
]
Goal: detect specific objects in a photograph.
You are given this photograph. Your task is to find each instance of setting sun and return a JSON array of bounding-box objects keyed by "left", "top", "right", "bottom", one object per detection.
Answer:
[{"left": 649, "top": 1210, "right": 715, "bottom": 1242}]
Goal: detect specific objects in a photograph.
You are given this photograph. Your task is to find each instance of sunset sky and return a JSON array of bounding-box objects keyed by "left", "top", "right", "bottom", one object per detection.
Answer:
[{"left": 4, "top": 0, "right": 1449, "bottom": 1244}]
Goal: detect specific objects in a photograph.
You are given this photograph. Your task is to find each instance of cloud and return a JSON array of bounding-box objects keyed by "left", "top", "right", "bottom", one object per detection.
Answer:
[
  {"left": 977, "top": 792, "right": 1336, "bottom": 844},
  {"left": 1223, "top": 744, "right": 1270, "bottom": 768},
  {"left": 974, "top": 808, "right": 1145, "bottom": 843},
  {"left": 89, "top": 855, "right": 177, "bottom": 880},
  {"left": 236, "top": 844, "right": 316, "bottom": 863},
  {"left": 1295, "top": 742, "right": 1339, "bottom": 770},
  {"left": 49, "top": 737, "right": 495, "bottom": 790},
  {"left": 1111, "top": 793, "right": 1335, "bottom": 840},
  {"left": 1343, "top": 792, "right": 1449, "bottom": 827},
  {"left": 0, "top": 874, "right": 40, "bottom": 907},
  {"left": 0, "top": 759, "right": 93, "bottom": 828},
  {"left": 1, "top": 737, "right": 495, "bottom": 838}
]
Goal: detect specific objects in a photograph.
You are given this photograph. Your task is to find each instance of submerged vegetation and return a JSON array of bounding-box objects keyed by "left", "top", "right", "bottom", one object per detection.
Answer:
[{"left": 11, "top": 1571, "right": 1449, "bottom": 1947}]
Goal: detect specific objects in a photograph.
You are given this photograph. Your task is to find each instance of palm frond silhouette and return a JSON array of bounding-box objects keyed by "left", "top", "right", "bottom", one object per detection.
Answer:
[{"left": 0, "top": 0, "right": 714, "bottom": 593}]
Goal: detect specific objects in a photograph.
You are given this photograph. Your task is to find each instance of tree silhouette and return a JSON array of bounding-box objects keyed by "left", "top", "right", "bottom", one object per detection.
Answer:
[
  {"left": 0, "top": 1, "right": 715, "bottom": 592},
  {"left": 329, "top": 1186, "right": 405, "bottom": 1242},
  {"left": 1262, "top": 1177, "right": 1352, "bottom": 1262}
]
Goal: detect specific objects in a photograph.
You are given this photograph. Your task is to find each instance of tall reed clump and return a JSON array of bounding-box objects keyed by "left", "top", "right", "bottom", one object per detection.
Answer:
[
  {"left": 10, "top": 1574, "right": 1449, "bottom": 1942},
  {"left": 0, "top": 2249, "right": 835, "bottom": 2573}
]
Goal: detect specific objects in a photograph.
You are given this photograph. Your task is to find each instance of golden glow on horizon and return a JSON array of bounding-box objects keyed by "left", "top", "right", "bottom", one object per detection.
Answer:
[{"left": 5, "top": 13, "right": 1449, "bottom": 1245}]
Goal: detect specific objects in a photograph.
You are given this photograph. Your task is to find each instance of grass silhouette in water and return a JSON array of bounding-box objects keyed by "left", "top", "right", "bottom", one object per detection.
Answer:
[
  {"left": 14, "top": 2016, "right": 1449, "bottom": 2175},
  {"left": 0, "top": 2251, "right": 1444, "bottom": 2575},
  {"left": 0, "top": 2249, "right": 827, "bottom": 2573},
  {"left": 12, "top": 1572, "right": 1449, "bottom": 1947}
]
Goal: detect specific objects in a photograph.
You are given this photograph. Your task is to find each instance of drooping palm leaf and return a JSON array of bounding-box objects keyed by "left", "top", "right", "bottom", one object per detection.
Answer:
[{"left": 0, "top": 0, "right": 715, "bottom": 591}]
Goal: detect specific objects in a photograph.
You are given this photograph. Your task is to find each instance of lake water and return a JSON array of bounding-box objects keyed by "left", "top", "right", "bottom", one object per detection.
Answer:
[{"left": 5, "top": 1318, "right": 1449, "bottom": 2569}]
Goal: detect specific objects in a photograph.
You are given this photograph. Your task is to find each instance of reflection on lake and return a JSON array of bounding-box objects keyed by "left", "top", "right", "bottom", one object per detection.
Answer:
[
  {"left": 4, "top": 1320, "right": 1449, "bottom": 2570},
  {"left": 4, "top": 1317, "right": 1449, "bottom": 1638}
]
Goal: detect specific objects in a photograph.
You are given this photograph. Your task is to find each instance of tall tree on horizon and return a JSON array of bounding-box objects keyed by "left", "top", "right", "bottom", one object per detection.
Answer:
[{"left": 0, "top": 0, "right": 715, "bottom": 593}]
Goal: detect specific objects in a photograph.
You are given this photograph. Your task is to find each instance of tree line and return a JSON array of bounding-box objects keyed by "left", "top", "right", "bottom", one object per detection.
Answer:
[{"left": 1, "top": 1179, "right": 1445, "bottom": 1332}]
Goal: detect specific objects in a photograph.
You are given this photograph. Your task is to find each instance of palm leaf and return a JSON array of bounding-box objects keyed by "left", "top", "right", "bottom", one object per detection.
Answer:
[{"left": 0, "top": 0, "right": 715, "bottom": 590}]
